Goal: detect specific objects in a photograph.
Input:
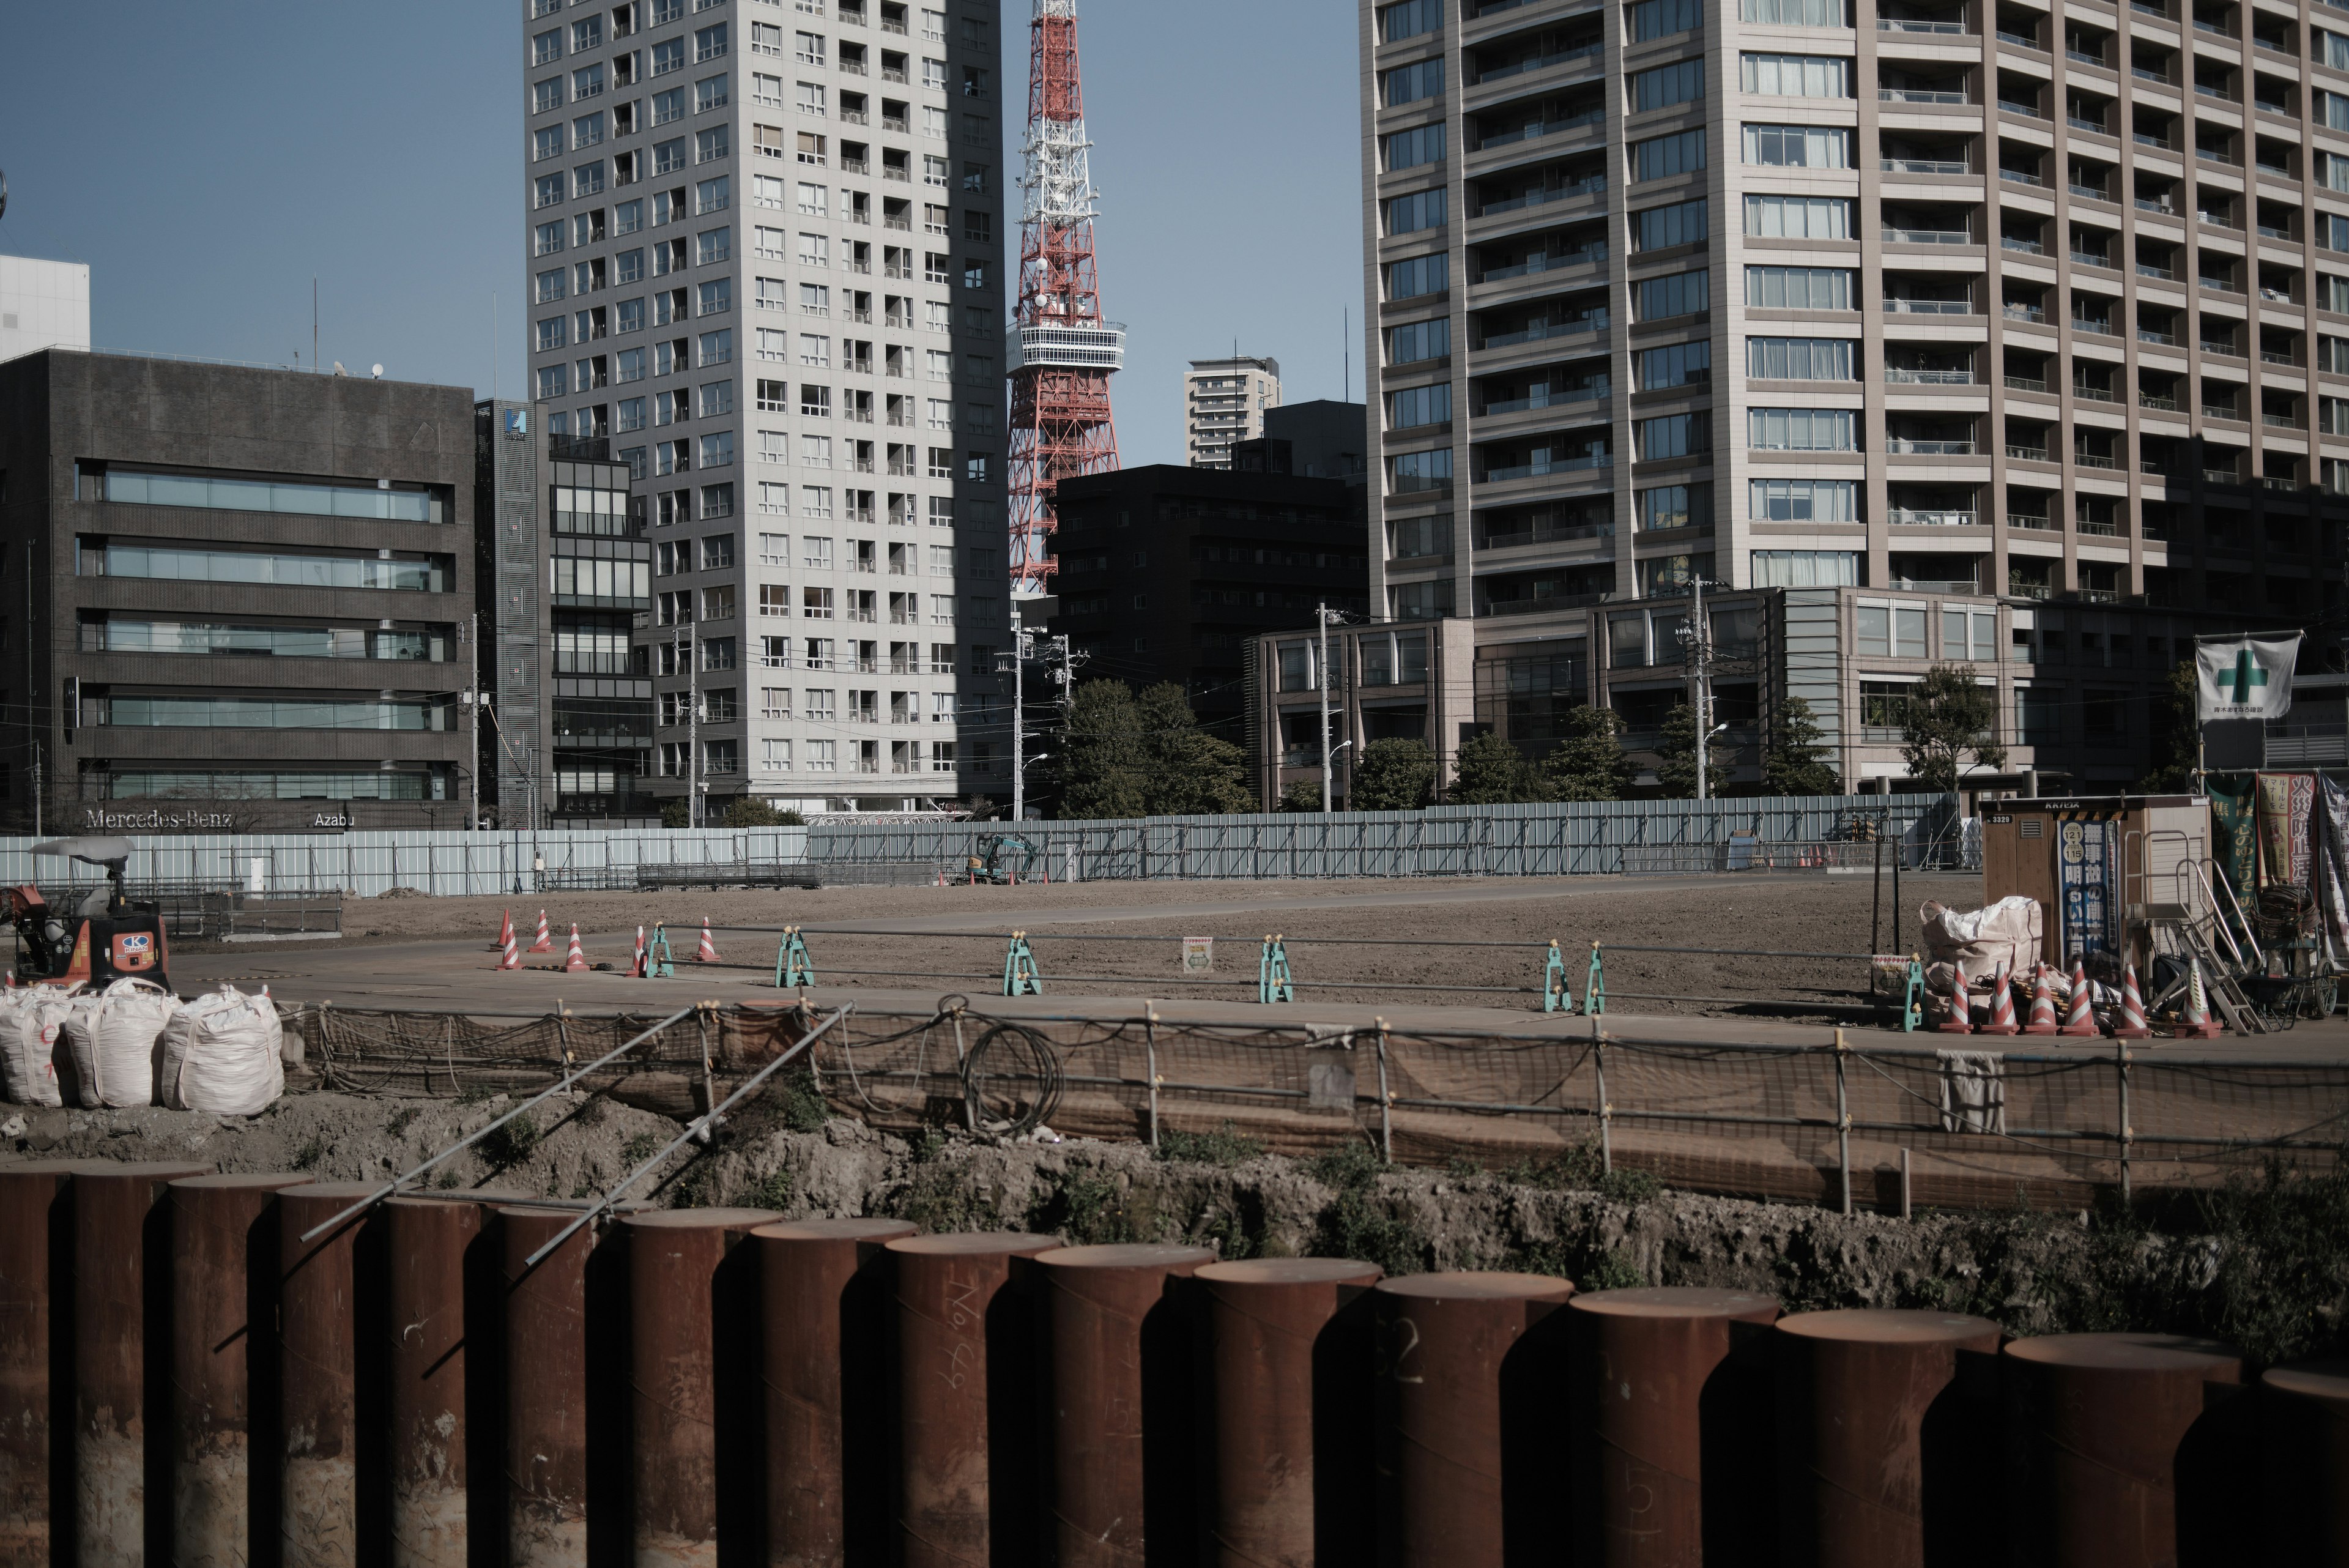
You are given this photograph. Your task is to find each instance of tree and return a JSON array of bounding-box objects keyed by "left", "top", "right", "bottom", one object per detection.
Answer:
[
  {"left": 1540, "top": 705, "right": 1636, "bottom": 801},
  {"left": 1900, "top": 664, "right": 2008, "bottom": 792},
  {"left": 2137, "top": 660, "right": 2199, "bottom": 792},
  {"left": 1278, "top": 779, "right": 1323, "bottom": 812},
  {"left": 1762, "top": 696, "right": 1841, "bottom": 797},
  {"left": 1350, "top": 738, "right": 1437, "bottom": 811},
  {"left": 1450, "top": 730, "right": 1541, "bottom": 804},
  {"left": 1133, "top": 683, "right": 1254, "bottom": 816},
  {"left": 1058, "top": 679, "right": 1149, "bottom": 819},
  {"left": 660, "top": 799, "right": 692, "bottom": 829},
  {"left": 1653, "top": 702, "right": 1735, "bottom": 799},
  {"left": 722, "top": 797, "right": 806, "bottom": 827}
]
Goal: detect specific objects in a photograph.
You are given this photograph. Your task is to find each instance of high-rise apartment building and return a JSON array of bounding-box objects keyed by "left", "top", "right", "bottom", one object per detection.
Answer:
[
  {"left": 1348, "top": 0, "right": 2345, "bottom": 792},
  {"left": 1185, "top": 354, "right": 1282, "bottom": 467},
  {"left": 522, "top": 0, "right": 1012, "bottom": 819}
]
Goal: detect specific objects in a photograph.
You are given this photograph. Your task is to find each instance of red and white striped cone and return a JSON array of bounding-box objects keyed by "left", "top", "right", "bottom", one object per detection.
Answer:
[
  {"left": 565, "top": 924, "right": 589, "bottom": 973},
  {"left": 2112, "top": 963, "right": 2151, "bottom": 1039},
  {"left": 530, "top": 910, "right": 554, "bottom": 953},
  {"left": 631, "top": 926, "right": 647, "bottom": 979},
  {"left": 1979, "top": 962, "right": 2022, "bottom": 1036},
  {"left": 2022, "top": 963, "right": 2061, "bottom": 1036},
  {"left": 696, "top": 919, "right": 720, "bottom": 963},
  {"left": 2058, "top": 957, "right": 2101, "bottom": 1036},
  {"left": 1935, "top": 978, "right": 1975, "bottom": 1033},
  {"left": 493, "top": 908, "right": 514, "bottom": 952},
  {"left": 2173, "top": 959, "right": 2224, "bottom": 1039},
  {"left": 499, "top": 924, "right": 521, "bottom": 970}
]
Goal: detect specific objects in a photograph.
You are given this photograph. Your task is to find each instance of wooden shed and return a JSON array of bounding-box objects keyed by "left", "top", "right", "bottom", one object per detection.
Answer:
[{"left": 1979, "top": 795, "right": 2208, "bottom": 965}]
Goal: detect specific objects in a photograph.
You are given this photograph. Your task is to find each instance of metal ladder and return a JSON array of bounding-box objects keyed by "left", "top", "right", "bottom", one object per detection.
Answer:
[{"left": 2158, "top": 913, "right": 2269, "bottom": 1035}]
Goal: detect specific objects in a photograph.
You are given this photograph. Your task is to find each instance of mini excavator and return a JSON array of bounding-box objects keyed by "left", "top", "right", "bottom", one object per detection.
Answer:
[{"left": 8, "top": 836, "right": 169, "bottom": 990}]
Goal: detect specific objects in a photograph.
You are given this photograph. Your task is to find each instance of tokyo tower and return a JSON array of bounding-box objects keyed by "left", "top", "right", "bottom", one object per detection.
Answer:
[{"left": 1006, "top": 0, "right": 1123, "bottom": 596}]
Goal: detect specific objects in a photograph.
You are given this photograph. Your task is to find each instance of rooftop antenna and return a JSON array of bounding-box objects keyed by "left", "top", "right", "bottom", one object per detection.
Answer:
[
  {"left": 1343, "top": 306, "right": 1349, "bottom": 403},
  {"left": 313, "top": 277, "right": 319, "bottom": 375}
]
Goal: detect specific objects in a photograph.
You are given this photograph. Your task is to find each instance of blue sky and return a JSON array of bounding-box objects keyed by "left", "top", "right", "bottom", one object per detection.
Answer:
[{"left": 0, "top": 0, "right": 1362, "bottom": 467}]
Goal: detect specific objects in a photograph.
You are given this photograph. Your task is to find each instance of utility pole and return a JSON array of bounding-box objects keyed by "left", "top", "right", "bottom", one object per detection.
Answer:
[
  {"left": 1010, "top": 604, "right": 1026, "bottom": 822},
  {"left": 687, "top": 623, "right": 700, "bottom": 827},
  {"left": 467, "top": 612, "right": 481, "bottom": 829},
  {"left": 1680, "top": 576, "right": 1727, "bottom": 801},
  {"left": 1317, "top": 601, "right": 1336, "bottom": 811}
]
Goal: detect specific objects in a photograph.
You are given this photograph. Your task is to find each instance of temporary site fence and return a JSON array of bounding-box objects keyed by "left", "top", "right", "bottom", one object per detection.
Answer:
[
  {"left": 285, "top": 998, "right": 2349, "bottom": 1213},
  {"left": 0, "top": 793, "right": 1961, "bottom": 900}
]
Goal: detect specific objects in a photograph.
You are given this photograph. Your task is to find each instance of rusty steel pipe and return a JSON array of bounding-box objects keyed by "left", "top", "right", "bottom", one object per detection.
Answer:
[
  {"left": 2261, "top": 1360, "right": 2349, "bottom": 1564},
  {"left": 500, "top": 1204, "right": 606, "bottom": 1568},
  {"left": 69, "top": 1159, "right": 210, "bottom": 1568},
  {"left": 1773, "top": 1309, "right": 2003, "bottom": 1568},
  {"left": 1375, "top": 1271, "right": 1575, "bottom": 1568},
  {"left": 624, "top": 1209, "right": 776, "bottom": 1568},
  {"left": 1035, "top": 1244, "right": 1215, "bottom": 1568},
  {"left": 273, "top": 1183, "right": 382, "bottom": 1568},
  {"left": 0, "top": 1162, "right": 77, "bottom": 1568},
  {"left": 2002, "top": 1332, "right": 2245, "bottom": 1568},
  {"left": 170, "top": 1173, "right": 314, "bottom": 1568},
  {"left": 751, "top": 1218, "right": 918, "bottom": 1568},
  {"left": 1198, "top": 1258, "right": 1382, "bottom": 1568},
  {"left": 1568, "top": 1286, "right": 1781, "bottom": 1568},
  {"left": 886, "top": 1232, "right": 1060, "bottom": 1568},
  {"left": 379, "top": 1196, "right": 483, "bottom": 1568}
]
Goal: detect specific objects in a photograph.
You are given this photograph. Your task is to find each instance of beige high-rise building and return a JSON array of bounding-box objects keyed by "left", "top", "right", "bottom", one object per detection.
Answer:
[{"left": 1186, "top": 354, "right": 1282, "bottom": 467}]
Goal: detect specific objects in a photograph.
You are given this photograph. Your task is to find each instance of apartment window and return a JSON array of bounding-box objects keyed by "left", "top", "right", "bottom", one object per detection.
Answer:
[
  {"left": 535, "top": 125, "right": 566, "bottom": 163},
  {"left": 653, "top": 38, "right": 686, "bottom": 74},
  {"left": 2325, "top": 274, "right": 2349, "bottom": 314},
  {"left": 697, "top": 73, "right": 729, "bottom": 112},
  {"left": 1389, "top": 449, "right": 1452, "bottom": 492},
  {"left": 1942, "top": 608, "right": 1998, "bottom": 663},
  {"left": 1628, "top": 0, "right": 1702, "bottom": 40},
  {"left": 536, "top": 174, "right": 567, "bottom": 209},
  {"left": 696, "top": 227, "right": 732, "bottom": 266},
  {"left": 1750, "top": 549, "right": 1858, "bottom": 585},
  {"left": 1635, "top": 412, "right": 1709, "bottom": 460},
  {"left": 1745, "top": 265, "right": 1855, "bottom": 309},
  {"left": 1386, "top": 318, "right": 1451, "bottom": 365},
  {"left": 695, "top": 23, "right": 729, "bottom": 61},
  {"left": 1386, "top": 253, "right": 1449, "bottom": 301},
  {"left": 1384, "top": 124, "right": 1447, "bottom": 173},
  {"left": 1636, "top": 482, "right": 1713, "bottom": 530},
  {"left": 754, "top": 71, "right": 784, "bottom": 105},
  {"left": 535, "top": 76, "right": 565, "bottom": 113},
  {"left": 1746, "top": 337, "right": 1857, "bottom": 379},
  {"left": 1740, "top": 54, "right": 1852, "bottom": 97},
  {"left": 798, "top": 182, "right": 829, "bottom": 217},
  {"left": 1388, "top": 384, "right": 1452, "bottom": 429},
  {"left": 1384, "top": 189, "right": 1447, "bottom": 236},
  {"left": 535, "top": 221, "right": 566, "bottom": 258},
  {"left": 801, "top": 385, "right": 832, "bottom": 417},
  {"left": 1750, "top": 478, "right": 1857, "bottom": 521},
  {"left": 697, "top": 280, "right": 732, "bottom": 316},
  {"left": 655, "top": 136, "right": 688, "bottom": 174},
  {"left": 1634, "top": 269, "right": 1709, "bottom": 319},
  {"left": 1380, "top": 0, "right": 1443, "bottom": 42},
  {"left": 1631, "top": 59, "right": 1704, "bottom": 113},
  {"left": 1381, "top": 59, "right": 1445, "bottom": 108},
  {"left": 696, "top": 176, "right": 730, "bottom": 212},
  {"left": 2323, "top": 28, "right": 2349, "bottom": 70},
  {"left": 1636, "top": 339, "right": 1711, "bottom": 389},
  {"left": 697, "top": 126, "right": 732, "bottom": 163},
  {"left": 1742, "top": 123, "right": 1851, "bottom": 167},
  {"left": 1742, "top": 0, "right": 1849, "bottom": 21},
  {"left": 929, "top": 447, "right": 955, "bottom": 478},
  {"left": 538, "top": 316, "right": 569, "bottom": 352},
  {"left": 1631, "top": 129, "right": 1706, "bottom": 181},
  {"left": 1744, "top": 194, "right": 1852, "bottom": 238},
  {"left": 698, "top": 327, "right": 732, "bottom": 363},
  {"left": 617, "top": 298, "right": 645, "bottom": 333},
  {"left": 1749, "top": 407, "right": 1857, "bottom": 450},
  {"left": 799, "top": 333, "right": 831, "bottom": 366},
  {"left": 536, "top": 269, "right": 568, "bottom": 304},
  {"left": 1632, "top": 198, "right": 1707, "bottom": 251},
  {"left": 533, "top": 28, "right": 563, "bottom": 65},
  {"left": 574, "top": 162, "right": 606, "bottom": 196}
]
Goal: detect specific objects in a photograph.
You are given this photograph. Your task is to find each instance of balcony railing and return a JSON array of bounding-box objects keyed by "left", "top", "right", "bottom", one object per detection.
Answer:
[
  {"left": 1882, "top": 87, "right": 1970, "bottom": 104},
  {"left": 1478, "top": 176, "right": 1605, "bottom": 217},
  {"left": 2069, "top": 183, "right": 2112, "bottom": 201},
  {"left": 1479, "top": 109, "right": 1605, "bottom": 150},
  {"left": 2070, "top": 318, "right": 2117, "bottom": 335},
  {"left": 2076, "top": 518, "right": 2120, "bottom": 536},
  {"left": 2074, "top": 450, "right": 2117, "bottom": 469},
  {"left": 2137, "top": 197, "right": 2176, "bottom": 214},
  {"left": 2132, "top": 67, "right": 2172, "bottom": 84},
  {"left": 1885, "top": 437, "right": 1977, "bottom": 454},
  {"left": 2009, "top": 513, "right": 2057, "bottom": 530},
  {"left": 2003, "top": 236, "right": 2044, "bottom": 253},
  {"left": 1887, "top": 367, "right": 1975, "bottom": 383},
  {"left": 2261, "top": 350, "right": 2300, "bottom": 366},
  {"left": 2138, "top": 328, "right": 2176, "bottom": 345},
  {"left": 1883, "top": 224, "right": 1972, "bottom": 245},
  {"left": 1484, "top": 451, "right": 1611, "bottom": 481},
  {"left": 2199, "top": 340, "right": 2241, "bottom": 357},
  {"left": 2073, "top": 383, "right": 2117, "bottom": 403},
  {"left": 1887, "top": 508, "right": 1978, "bottom": 525},
  {"left": 2007, "top": 444, "right": 2051, "bottom": 461},
  {"left": 1887, "top": 296, "right": 1975, "bottom": 313},
  {"left": 1481, "top": 384, "right": 1608, "bottom": 415},
  {"left": 1479, "top": 244, "right": 1605, "bottom": 283},
  {"left": 2005, "top": 303, "right": 2047, "bottom": 322},
  {"left": 2137, "top": 262, "right": 2173, "bottom": 280},
  {"left": 1479, "top": 314, "right": 1605, "bottom": 349},
  {"left": 1882, "top": 157, "right": 1970, "bottom": 174},
  {"left": 1998, "top": 98, "right": 2044, "bottom": 117},
  {"left": 2005, "top": 373, "right": 2047, "bottom": 392},
  {"left": 1477, "top": 40, "right": 1603, "bottom": 84},
  {"left": 2066, "top": 48, "right": 2108, "bottom": 67},
  {"left": 2071, "top": 250, "right": 2115, "bottom": 269},
  {"left": 1882, "top": 16, "right": 1968, "bottom": 31},
  {"left": 2205, "top": 467, "right": 2241, "bottom": 485},
  {"left": 2140, "top": 392, "right": 2179, "bottom": 410},
  {"left": 2068, "top": 116, "right": 2109, "bottom": 134}
]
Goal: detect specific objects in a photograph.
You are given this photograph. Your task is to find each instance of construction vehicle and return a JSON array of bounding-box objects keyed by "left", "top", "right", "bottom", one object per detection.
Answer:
[
  {"left": 9, "top": 836, "right": 170, "bottom": 990},
  {"left": 963, "top": 833, "right": 1037, "bottom": 886}
]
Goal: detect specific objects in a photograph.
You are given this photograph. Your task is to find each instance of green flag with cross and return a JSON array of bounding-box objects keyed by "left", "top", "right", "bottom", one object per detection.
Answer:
[{"left": 2195, "top": 636, "right": 2299, "bottom": 721}]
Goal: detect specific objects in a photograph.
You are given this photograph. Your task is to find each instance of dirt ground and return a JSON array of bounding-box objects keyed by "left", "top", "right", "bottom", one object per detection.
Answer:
[{"left": 234, "top": 870, "right": 1984, "bottom": 1020}]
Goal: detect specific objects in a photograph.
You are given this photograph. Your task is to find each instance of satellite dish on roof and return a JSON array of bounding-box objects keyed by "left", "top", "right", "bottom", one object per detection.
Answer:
[{"left": 371, "top": 363, "right": 384, "bottom": 379}]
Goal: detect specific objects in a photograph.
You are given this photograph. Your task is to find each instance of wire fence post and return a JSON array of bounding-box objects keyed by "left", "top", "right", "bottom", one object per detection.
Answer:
[
  {"left": 1373, "top": 1016, "right": 1393, "bottom": 1164},
  {"left": 1834, "top": 1027, "right": 1853, "bottom": 1217},
  {"left": 2117, "top": 1040, "right": 2133, "bottom": 1203},
  {"left": 1592, "top": 1014, "right": 1611, "bottom": 1175},
  {"left": 1144, "top": 1003, "right": 1160, "bottom": 1153}
]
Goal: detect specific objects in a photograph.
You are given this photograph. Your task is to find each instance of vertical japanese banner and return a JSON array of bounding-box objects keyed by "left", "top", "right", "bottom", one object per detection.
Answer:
[
  {"left": 2207, "top": 774, "right": 2259, "bottom": 899},
  {"left": 2057, "top": 817, "right": 2116, "bottom": 959},
  {"left": 2320, "top": 776, "right": 2349, "bottom": 950},
  {"left": 2255, "top": 771, "right": 2316, "bottom": 890}
]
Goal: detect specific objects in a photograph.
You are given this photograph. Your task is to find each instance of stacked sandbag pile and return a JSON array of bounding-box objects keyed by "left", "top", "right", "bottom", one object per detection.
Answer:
[
  {"left": 62, "top": 977, "right": 182, "bottom": 1109},
  {"left": 0, "top": 984, "right": 86, "bottom": 1106},
  {"left": 158, "top": 985, "right": 284, "bottom": 1116}
]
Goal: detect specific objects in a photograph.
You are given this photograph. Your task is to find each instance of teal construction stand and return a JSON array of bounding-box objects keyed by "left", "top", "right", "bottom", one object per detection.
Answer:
[
  {"left": 1901, "top": 956, "right": 1925, "bottom": 1033},
  {"left": 1583, "top": 942, "right": 1605, "bottom": 1016},
  {"left": 1002, "top": 931, "right": 1044, "bottom": 996},
  {"left": 1542, "top": 940, "right": 1575, "bottom": 1014},
  {"left": 1258, "top": 936, "right": 1294, "bottom": 1004},
  {"left": 774, "top": 926, "right": 815, "bottom": 989},
  {"left": 647, "top": 924, "right": 677, "bottom": 979}
]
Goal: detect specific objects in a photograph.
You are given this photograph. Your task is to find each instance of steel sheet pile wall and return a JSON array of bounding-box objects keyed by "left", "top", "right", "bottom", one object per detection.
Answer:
[{"left": 0, "top": 1168, "right": 2328, "bottom": 1566}]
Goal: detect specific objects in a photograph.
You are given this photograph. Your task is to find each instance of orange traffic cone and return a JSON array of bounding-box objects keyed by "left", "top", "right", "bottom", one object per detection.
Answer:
[
  {"left": 499, "top": 924, "right": 521, "bottom": 970},
  {"left": 2173, "top": 959, "right": 2223, "bottom": 1039},
  {"left": 631, "top": 926, "right": 647, "bottom": 978},
  {"left": 494, "top": 908, "right": 514, "bottom": 952},
  {"left": 565, "top": 924, "right": 589, "bottom": 973},
  {"left": 2022, "top": 964, "right": 2060, "bottom": 1036},
  {"left": 1979, "top": 962, "right": 2021, "bottom": 1036},
  {"left": 2112, "top": 964, "right": 2151, "bottom": 1039},
  {"left": 1935, "top": 978, "right": 1975, "bottom": 1033},
  {"left": 530, "top": 911, "right": 554, "bottom": 953},
  {"left": 696, "top": 919, "right": 721, "bottom": 963},
  {"left": 2058, "top": 957, "right": 2101, "bottom": 1036}
]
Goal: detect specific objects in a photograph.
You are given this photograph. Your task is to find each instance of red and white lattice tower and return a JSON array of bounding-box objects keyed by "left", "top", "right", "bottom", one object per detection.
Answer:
[{"left": 1006, "top": 0, "right": 1123, "bottom": 596}]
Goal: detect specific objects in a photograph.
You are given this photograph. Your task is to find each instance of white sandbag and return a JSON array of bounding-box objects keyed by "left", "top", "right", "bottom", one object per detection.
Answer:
[
  {"left": 1918, "top": 895, "right": 2044, "bottom": 989},
  {"left": 0, "top": 986, "right": 83, "bottom": 1107},
  {"left": 159, "top": 986, "right": 284, "bottom": 1116},
  {"left": 64, "top": 978, "right": 180, "bottom": 1109}
]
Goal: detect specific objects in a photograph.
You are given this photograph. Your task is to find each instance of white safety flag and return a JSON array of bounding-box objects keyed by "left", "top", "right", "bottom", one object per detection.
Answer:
[{"left": 2195, "top": 635, "right": 2299, "bottom": 721}]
